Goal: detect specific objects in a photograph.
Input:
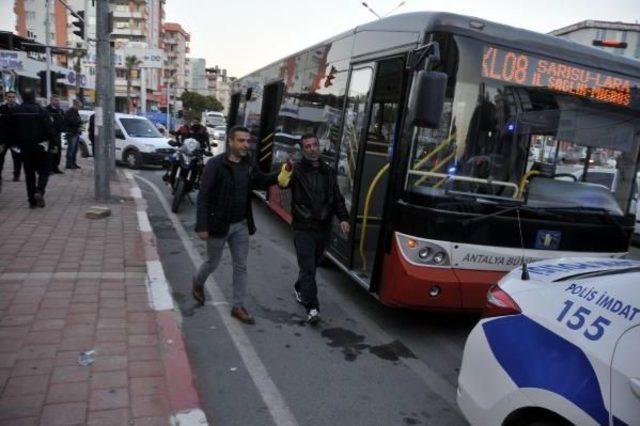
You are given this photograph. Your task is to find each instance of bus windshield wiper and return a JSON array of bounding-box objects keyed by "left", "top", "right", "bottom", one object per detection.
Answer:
[
  {"left": 461, "top": 205, "right": 563, "bottom": 227},
  {"left": 553, "top": 266, "right": 640, "bottom": 282}
]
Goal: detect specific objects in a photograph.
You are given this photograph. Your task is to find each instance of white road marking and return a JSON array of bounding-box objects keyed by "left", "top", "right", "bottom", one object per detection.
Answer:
[
  {"left": 145, "top": 259, "right": 176, "bottom": 311},
  {"left": 170, "top": 409, "right": 208, "bottom": 425},
  {"left": 130, "top": 186, "right": 143, "bottom": 199},
  {"left": 137, "top": 211, "right": 153, "bottom": 232},
  {"left": 135, "top": 174, "right": 299, "bottom": 426}
]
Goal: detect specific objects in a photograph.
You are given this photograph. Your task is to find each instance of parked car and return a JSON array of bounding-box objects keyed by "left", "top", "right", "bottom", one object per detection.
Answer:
[
  {"left": 207, "top": 125, "right": 227, "bottom": 156},
  {"left": 114, "top": 113, "right": 176, "bottom": 168},
  {"left": 458, "top": 257, "right": 640, "bottom": 426},
  {"left": 65, "top": 112, "right": 176, "bottom": 168}
]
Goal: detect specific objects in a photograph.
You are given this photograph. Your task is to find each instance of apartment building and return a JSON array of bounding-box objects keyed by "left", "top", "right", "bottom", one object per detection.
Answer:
[
  {"left": 205, "top": 66, "right": 234, "bottom": 115},
  {"left": 163, "top": 21, "right": 190, "bottom": 112}
]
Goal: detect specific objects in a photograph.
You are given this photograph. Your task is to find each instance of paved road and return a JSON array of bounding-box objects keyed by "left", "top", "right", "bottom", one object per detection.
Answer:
[{"left": 134, "top": 167, "right": 640, "bottom": 426}]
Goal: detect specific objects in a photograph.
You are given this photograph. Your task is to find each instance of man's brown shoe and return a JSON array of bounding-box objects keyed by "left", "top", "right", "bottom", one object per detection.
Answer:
[
  {"left": 231, "top": 306, "right": 255, "bottom": 325},
  {"left": 192, "top": 278, "right": 205, "bottom": 306}
]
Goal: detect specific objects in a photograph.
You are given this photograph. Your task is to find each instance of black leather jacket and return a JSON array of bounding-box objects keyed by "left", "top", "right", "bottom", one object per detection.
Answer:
[
  {"left": 13, "top": 101, "right": 54, "bottom": 150},
  {"left": 285, "top": 158, "right": 349, "bottom": 231},
  {"left": 196, "top": 154, "right": 278, "bottom": 236},
  {"left": 45, "top": 105, "right": 65, "bottom": 136}
]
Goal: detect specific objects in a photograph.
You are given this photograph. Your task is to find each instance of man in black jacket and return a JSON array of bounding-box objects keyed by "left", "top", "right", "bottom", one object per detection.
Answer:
[
  {"left": 13, "top": 88, "right": 54, "bottom": 208},
  {"left": 45, "top": 94, "right": 65, "bottom": 174},
  {"left": 0, "top": 90, "right": 22, "bottom": 185},
  {"left": 64, "top": 99, "right": 83, "bottom": 169},
  {"left": 192, "top": 125, "right": 278, "bottom": 324},
  {"left": 278, "top": 133, "right": 349, "bottom": 324}
]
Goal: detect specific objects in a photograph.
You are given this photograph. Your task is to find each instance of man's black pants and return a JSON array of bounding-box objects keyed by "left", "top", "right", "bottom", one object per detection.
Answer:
[
  {"left": 294, "top": 229, "right": 328, "bottom": 312},
  {"left": 22, "top": 146, "right": 49, "bottom": 205},
  {"left": 48, "top": 133, "right": 62, "bottom": 171},
  {"left": 0, "top": 144, "right": 22, "bottom": 179}
]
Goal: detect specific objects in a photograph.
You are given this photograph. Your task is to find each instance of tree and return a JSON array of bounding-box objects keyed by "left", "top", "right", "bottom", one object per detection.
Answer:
[
  {"left": 180, "top": 90, "right": 224, "bottom": 122},
  {"left": 125, "top": 55, "right": 141, "bottom": 114}
]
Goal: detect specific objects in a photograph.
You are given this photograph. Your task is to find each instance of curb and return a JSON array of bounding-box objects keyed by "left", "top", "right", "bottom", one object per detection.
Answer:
[{"left": 124, "top": 171, "right": 208, "bottom": 426}]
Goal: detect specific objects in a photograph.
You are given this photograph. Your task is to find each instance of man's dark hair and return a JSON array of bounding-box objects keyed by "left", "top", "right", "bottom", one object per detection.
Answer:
[
  {"left": 299, "top": 133, "right": 318, "bottom": 147},
  {"left": 5, "top": 90, "right": 16, "bottom": 95},
  {"left": 228, "top": 125, "right": 250, "bottom": 141},
  {"left": 20, "top": 88, "right": 36, "bottom": 103}
]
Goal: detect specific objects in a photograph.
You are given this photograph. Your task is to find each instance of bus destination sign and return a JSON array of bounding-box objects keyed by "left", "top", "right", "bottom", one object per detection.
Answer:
[{"left": 481, "top": 45, "right": 640, "bottom": 108}]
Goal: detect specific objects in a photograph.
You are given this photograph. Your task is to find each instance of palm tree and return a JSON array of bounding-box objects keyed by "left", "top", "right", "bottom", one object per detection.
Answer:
[{"left": 125, "top": 55, "right": 141, "bottom": 113}]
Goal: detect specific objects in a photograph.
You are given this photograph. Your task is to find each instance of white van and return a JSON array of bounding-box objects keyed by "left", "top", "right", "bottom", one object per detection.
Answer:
[
  {"left": 65, "top": 112, "right": 175, "bottom": 168},
  {"left": 114, "top": 113, "right": 176, "bottom": 168},
  {"left": 204, "top": 111, "right": 226, "bottom": 127}
]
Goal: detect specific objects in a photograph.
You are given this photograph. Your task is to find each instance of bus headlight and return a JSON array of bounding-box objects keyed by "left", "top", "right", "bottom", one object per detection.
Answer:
[
  {"left": 432, "top": 252, "right": 447, "bottom": 264},
  {"left": 418, "top": 248, "right": 431, "bottom": 259},
  {"left": 396, "top": 233, "right": 450, "bottom": 267}
]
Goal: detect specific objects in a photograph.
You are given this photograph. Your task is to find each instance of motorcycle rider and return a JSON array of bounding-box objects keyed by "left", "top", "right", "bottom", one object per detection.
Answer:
[{"left": 164, "top": 119, "right": 211, "bottom": 184}]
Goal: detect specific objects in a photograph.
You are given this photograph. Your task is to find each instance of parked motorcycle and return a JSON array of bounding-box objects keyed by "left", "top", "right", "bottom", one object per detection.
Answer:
[{"left": 163, "top": 138, "right": 212, "bottom": 213}]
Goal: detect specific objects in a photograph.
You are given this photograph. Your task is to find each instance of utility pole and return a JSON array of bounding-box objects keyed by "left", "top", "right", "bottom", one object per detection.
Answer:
[
  {"left": 94, "top": 0, "right": 112, "bottom": 201},
  {"left": 45, "top": 0, "right": 52, "bottom": 102}
]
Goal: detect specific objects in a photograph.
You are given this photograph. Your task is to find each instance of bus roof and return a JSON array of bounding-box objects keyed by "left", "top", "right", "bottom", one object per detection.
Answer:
[{"left": 237, "top": 11, "right": 640, "bottom": 81}]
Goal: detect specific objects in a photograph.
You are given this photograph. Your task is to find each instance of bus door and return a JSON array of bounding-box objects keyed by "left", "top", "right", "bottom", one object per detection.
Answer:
[
  {"left": 257, "top": 81, "right": 284, "bottom": 172},
  {"left": 329, "top": 58, "right": 404, "bottom": 283},
  {"left": 228, "top": 92, "right": 241, "bottom": 130}
]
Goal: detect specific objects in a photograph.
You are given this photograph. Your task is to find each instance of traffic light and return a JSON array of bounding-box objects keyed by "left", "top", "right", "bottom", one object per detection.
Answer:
[
  {"left": 38, "top": 70, "right": 64, "bottom": 97},
  {"left": 72, "top": 11, "right": 85, "bottom": 40}
]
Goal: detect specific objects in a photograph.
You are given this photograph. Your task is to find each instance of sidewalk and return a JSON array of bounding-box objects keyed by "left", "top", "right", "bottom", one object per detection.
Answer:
[{"left": 0, "top": 158, "right": 205, "bottom": 425}]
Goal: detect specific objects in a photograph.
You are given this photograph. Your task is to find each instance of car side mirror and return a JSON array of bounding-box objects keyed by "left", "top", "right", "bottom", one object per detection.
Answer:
[
  {"left": 115, "top": 129, "right": 125, "bottom": 139},
  {"left": 408, "top": 70, "right": 447, "bottom": 129},
  {"left": 168, "top": 140, "right": 179, "bottom": 147}
]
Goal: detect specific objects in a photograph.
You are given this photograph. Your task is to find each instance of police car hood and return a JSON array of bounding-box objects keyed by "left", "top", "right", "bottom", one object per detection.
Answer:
[
  {"left": 499, "top": 257, "right": 640, "bottom": 321},
  {"left": 518, "top": 257, "right": 640, "bottom": 283}
]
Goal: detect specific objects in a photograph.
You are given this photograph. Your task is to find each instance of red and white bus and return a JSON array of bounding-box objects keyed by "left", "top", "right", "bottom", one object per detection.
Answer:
[{"left": 228, "top": 12, "right": 640, "bottom": 311}]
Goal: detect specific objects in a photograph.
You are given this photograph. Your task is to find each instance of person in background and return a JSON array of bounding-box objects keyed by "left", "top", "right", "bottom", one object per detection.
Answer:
[
  {"left": 13, "top": 88, "right": 54, "bottom": 208},
  {"left": 277, "top": 133, "right": 350, "bottom": 324},
  {"left": 45, "top": 94, "right": 65, "bottom": 174},
  {"left": 186, "top": 118, "right": 211, "bottom": 150},
  {"left": 64, "top": 99, "right": 83, "bottom": 169},
  {"left": 0, "top": 90, "right": 22, "bottom": 187}
]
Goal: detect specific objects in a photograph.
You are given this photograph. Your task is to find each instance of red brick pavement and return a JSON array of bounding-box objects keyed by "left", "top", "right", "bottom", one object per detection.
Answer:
[{"left": 0, "top": 158, "right": 204, "bottom": 425}]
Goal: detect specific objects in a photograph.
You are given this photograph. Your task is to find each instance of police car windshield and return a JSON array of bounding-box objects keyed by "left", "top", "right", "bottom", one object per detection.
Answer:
[{"left": 120, "top": 118, "right": 163, "bottom": 138}]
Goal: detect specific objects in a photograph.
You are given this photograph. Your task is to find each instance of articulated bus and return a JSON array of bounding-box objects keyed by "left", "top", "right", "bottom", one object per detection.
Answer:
[{"left": 228, "top": 12, "right": 640, "bottom": 311}]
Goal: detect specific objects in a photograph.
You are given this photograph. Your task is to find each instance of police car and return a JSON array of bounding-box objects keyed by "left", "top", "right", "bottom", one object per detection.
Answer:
[{"left": 457, "top": 257, "right": 640, "bottom": 425}]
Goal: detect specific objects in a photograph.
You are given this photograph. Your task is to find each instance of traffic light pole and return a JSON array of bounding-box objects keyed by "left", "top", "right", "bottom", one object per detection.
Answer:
[
  {"left": 45, "top": 0, "right": 52, "bottom": 103},
  {"left": 94, "top": 0, "right": 112, "bottom": 201}
]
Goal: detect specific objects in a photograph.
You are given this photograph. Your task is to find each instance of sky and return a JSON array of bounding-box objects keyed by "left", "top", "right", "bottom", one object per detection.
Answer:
[{"left": 2, "top": 0, "right": 639, "bottom": 77}]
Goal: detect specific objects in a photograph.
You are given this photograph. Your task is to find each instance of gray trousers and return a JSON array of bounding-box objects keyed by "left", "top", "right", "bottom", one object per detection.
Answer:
[{"left": 194, "top": 221, "right": 249, "bottom": 308}]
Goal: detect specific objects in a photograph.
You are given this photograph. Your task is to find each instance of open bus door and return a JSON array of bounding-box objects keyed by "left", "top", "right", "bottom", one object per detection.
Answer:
[
  {"left": 257, "top": 81, "right": 284, "bottom": 172},
  {"left": 328, "top": 58, "right": 405, "bottom": 287}
]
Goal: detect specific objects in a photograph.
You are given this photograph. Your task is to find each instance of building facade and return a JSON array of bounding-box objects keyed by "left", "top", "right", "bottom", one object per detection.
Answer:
[
  {"left": 551, "top": 20, "right": 640, "bottom": 60},
  {"left": 187, "top": 57, "right": 207, "bottom": 95},
  {"left": 163, "top": 21, "right": 189, "bottom": 112},
  {"left": 13, "top": 0, "right": 166, "bottom": 110},
  {"left": 205, "top": 66, "right": 234, "bottom": 115}
]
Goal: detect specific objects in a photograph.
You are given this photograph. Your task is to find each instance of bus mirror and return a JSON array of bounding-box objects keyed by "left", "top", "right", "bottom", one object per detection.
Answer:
[{"left": 409, "top": 70, "right": 447, "bottom": 128}]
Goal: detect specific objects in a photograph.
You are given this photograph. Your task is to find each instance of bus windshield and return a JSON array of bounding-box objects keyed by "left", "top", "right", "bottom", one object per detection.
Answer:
[{"left": 405, "top": 34, "right": 640, "bottom": 215}]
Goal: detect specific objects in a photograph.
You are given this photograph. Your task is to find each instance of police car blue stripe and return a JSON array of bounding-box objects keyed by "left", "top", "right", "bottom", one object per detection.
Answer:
[{"left": 482, "top": 315, "right": 609, "bottom": 425}]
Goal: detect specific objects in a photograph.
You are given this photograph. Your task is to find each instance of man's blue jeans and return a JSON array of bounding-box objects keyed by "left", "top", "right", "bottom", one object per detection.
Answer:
[{"left": 65, "top": 133, "right": 80, "bottom": 167}]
